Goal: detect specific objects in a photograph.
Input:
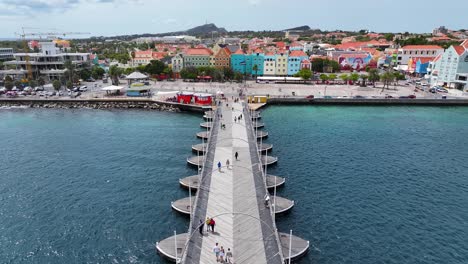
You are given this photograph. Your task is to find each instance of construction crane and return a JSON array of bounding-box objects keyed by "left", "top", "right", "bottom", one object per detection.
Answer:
[{"left": 15, "top": 27, "right": 91, "bottom": 80}]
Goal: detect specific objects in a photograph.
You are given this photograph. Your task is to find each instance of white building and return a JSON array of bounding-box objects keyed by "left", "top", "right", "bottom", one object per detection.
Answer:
[
  {"left": 0, "top": 48, "right": 14, "bottom": 61},
  {"left": 171, "top": 54, "right": 184, "bottom": 73},
  {"left": 429, "top": 40, "right": 468, "bottom": 90},
  {"left": 3, "top": 41, "right": 90, "bottom": 80},
  {"left": 397, "top": 45, "right": 444, "bottom": 65}
]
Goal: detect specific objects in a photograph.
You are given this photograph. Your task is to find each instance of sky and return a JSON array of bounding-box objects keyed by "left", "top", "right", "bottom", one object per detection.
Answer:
[{"left": 0, "top": 0, "right": 467, "bottom": 38}]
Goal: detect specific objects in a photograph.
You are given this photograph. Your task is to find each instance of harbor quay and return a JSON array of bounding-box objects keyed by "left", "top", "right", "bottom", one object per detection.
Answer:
[{"left": 156, "top": 98, "right": 309, "bottom": 263}]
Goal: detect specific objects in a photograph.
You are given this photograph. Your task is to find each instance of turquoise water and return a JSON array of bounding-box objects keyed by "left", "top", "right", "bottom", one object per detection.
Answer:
[
  {"left": 262, "top": 106, "right": 468, "bottom": 264},
  {"left": 0, "top": 107, "right": 467, "bottom": 263},
  {"left": 0, "top": 109, "right": 201, "bottom": 263}
]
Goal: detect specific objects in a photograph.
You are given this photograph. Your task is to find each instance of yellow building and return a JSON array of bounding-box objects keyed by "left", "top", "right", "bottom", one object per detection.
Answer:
[{"left": 275, "top": 52, "right": 288, "bottom": 76}]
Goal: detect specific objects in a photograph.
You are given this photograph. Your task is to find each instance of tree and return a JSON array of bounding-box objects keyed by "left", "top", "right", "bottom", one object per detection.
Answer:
[
  {"left": 66, "top": 81, "right": 73, "bottom": 90},
  {"left": 380, "top": 72, "right": 395, "bottom": 91},
  {"left": 80, "top": 69, "right": 92, "bottom": 80},
  {"left": 234, "top": 71, "right": 243, "bottom": 82},
  {"left": 4, "top": 75, "right": 13, "bottom": 82},
  {"left": 5, "top": 81, "right": 13, "bottom": 91},
  {"left": 350, "top": 73, "right": 360, "bottom": 83},
  {"left": 319, "top": 74, "right": 329, "bottom": 83},
  {"left": 38, "top": 77, "right": 45, "bottom": 87},
  {"left": 108, "top": 65, "right": 122, "bottom": 85},
  {"left": 14, "top": 80, "right": 22, "bottom": 89},
  {"left": 328, "top": 73, "right": 337, "bottom": 83},
  {"left": 339, "top": 74, "right": 349, "bottom": 84},
  {"left": 367, "top": 69, "right": 380, "bottom": 87},
  {"left": 222, "top": 67, "right": 234, "bottom": 80},
  {"left": 384, "top": 33, "right": 395, "bottom": 41},
  {"left": 360, "top": 74, "right": 368, "bottom": 87},
  {"left": 29, "top": 80, "right": 38, "bottom": 89},
  {"left": 64, "top": 60, "right": 75, "bottom": 84},
  {"left": 312, "top": 58, "right": 340, "bottom": 73},
  {"left": 180, "top": 66, "right": 197, "bottom": 80},
  {"left": 91, "top": 66, "right": 105, "bottom": 79},
  {"left": 294, "top": 68, "right": 312, "bottom": 80},
  {"left": 144, "top": 60, "right": 165, "bottom": 75},
  {"left": 252, "top": 64, "right": 259, "bottom": 80},
  {"left": 52, "top": 80, "right": 61, "bottom": 91}
]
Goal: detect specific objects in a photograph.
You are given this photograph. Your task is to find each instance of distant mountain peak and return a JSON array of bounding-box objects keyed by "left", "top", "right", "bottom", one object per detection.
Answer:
[{"left": 284, "top": 25, "right": 311, "bottom": 31}]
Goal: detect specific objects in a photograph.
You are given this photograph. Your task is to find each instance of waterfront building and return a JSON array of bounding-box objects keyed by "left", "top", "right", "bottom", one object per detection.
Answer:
[
  {"left": 171, "top": 54, "right": 184, "bottom": 78},
  {"left": 300, "top": 59, "right": 312, "bottom": 70},
  {"left": 231, "top": 49, "right": 247, "bottom": 74},
  {"left": 130, "top": 50, "right": 167, "bottom": 67},
  {"left": 397, "top": 45, "right": 444, "bottom": 65},
  {"left": 287, "top": 50, "right": 308, "bottom": 76},
  {"left": 3, "top": 41, "right": 90, "bottom": 81},
  {"left": 407, "top": 57, "right": 434, "bottom": 76},
  {"left": 275, "top": 52, "right": 288, "bottom": 76},
  {"left": 212, "top": 47, "right": 231, "bottom": 69},
  {"left": 183, "top": 48, "right": 213, "bottom": 67},
  {"left": 429, "top": 40, "right": 468, "bottom": 90},
  {"left": 251, "top": 50, "right": 265, "bottom": 76},
  {"left": 263, "top": 52, "right": 276, "bottom": 76},
  {"left": 0, "top": 48, "right": 14, "bottom": 61}
]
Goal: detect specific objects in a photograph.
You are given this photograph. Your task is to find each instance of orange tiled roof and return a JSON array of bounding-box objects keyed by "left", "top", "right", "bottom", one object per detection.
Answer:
[
  {"left": 185, "top": 48, "right": 213, "bottom": 56},
  {"left": 289, "top": 50, "right": 307, "bottom": 57},
  {"left": 453, "top": 46, "right": 466, "bottom": 56},
  {"left": 401, "top": 45, "right": 443, "bottom": 50},
  {"left": 433, "top": 54, "right": 442, "bottom": 62}
]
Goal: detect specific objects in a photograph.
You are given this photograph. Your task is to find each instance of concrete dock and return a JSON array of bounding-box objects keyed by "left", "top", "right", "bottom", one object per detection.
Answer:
[{"left": 157, "top": 98, "right": 308, "bottom": 263}]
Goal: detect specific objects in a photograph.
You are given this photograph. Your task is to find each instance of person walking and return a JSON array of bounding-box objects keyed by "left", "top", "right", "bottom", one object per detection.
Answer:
[
  {"left": 199, "top": 219, "right": 204, "bottom": 235},
  {"left": 206, "top": 217, "right": 211, "bottom": 233},
  {"left": 210, "top": 218, "right": 216, "bottom": 232},
  {"left": 226, "top": 159, "right": 230, "bottom": 169},
  {"left": 213, "top": 243, "right": 220, "bottom": 262},
  {"left": 218, "top": 161, "right": 222, "bottom": 172},
  {"left": 226, "top": 248, "right": 233, "bottom": 263},
  {"left": 234, "top": 117, "right": 237, "bottom": 123},
  {"left": 235, "top": 152, "right": 238, "bottom": 160},
  {"left": 219, "top": 246, "right": 225, "bottom": 263}
]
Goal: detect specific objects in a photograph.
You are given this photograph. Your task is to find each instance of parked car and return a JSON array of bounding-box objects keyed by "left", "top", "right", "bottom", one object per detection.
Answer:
[
  {"left": 306, "top": 95, "right": 314, "bottom": 99},
  {"left": 385, "top": 95, "right": 394, "bottom": 99},
  {"left": 353, "top": 95, "right": 366, "bottom": 99},
  {"left": 6, "top": 91, "right": 18, "bottom": 98},
  {"left": 429, "top": 88, "right": 437, "bottom": 93},
  {"left": 35, "top": 86, "right": 44, "bottom": 91},
  {"left": 79, "top": 85, "right": 87, "bottom": 92},
  {"left": 408, "top": 95, "right": 416, "bottom": 99},
  {"left": 437, "top": 88, "right": 448, "bottom": 93}
]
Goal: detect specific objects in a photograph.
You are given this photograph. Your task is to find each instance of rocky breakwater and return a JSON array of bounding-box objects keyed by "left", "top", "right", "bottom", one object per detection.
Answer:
[{"left": 0, "top": 99, "right": 181, "bottom": 112}]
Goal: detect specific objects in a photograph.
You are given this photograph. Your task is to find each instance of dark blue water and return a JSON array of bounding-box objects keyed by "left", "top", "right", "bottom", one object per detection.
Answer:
[
  {"left": 0, "top": 109, "right": 201, "bottom": 263},
  {"left": 1, "top": 107, "right": 468, "bottom": 264},
  {"left": 263, "top": 106, "right": 468, "bottom": 264}
]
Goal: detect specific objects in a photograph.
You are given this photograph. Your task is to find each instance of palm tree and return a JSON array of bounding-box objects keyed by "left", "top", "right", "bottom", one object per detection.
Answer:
[
  {"left": 252, "top": 64, "right": 258, "bottom": 81},
  {"left": 339, "top": 74, "right": 349, "bottom": 85},
  {"left": 64, "top": 60, "right": 74, "bottom": 85},
  {"left": 360, "top": 74, "right": 368, "bottom": 87},
  {"left": 350, "top": 73, "right": 360, "bottom": 84},
  {"left": 367, "top": 69, "right": 380, "bottom": 87},
  {"left": 108, "top": 65, "right": 122, "bottom": 85}
]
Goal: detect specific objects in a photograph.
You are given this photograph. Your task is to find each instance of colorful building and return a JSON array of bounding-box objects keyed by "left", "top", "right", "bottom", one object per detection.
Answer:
[
  {"left": 397, "top": 45, "right": 444, "bottom": 65},
  {"left": 407, "top": 57, "right": 434, "bottom": 76},
  {"left": 429, "top": 40, "right": 468, "bottom": 90},
  {"left": 183, "top": 48, "right": 213, "bottom": 67},
  {"left": 251, "top": 50, "right": 265, "bottom": 76},
  {"left": 263, "top": 52, "right": 276, "bottom": 76},
  {"left": 275, "top": 52, "right": 288, "bottom": 76},
  {"left": 288, "top": 50, "right": 308, "bottom": 76},
  {"left": 212, "top": 47, "right": 231, "bottom": 69}
]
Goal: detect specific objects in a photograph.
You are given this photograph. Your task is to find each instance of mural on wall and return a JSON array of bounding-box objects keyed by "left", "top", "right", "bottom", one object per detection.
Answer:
[{"left": 338, "top": 54, "right": 372, "bottom": 70}]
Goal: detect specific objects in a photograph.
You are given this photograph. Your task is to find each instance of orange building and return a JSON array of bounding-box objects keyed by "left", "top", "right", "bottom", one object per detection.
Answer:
[{"left": 212, "top": 47, "right": 231, "bottom": 69}]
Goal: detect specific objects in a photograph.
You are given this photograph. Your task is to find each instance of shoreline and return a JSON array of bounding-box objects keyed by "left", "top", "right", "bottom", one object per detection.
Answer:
[{"left": 0, "top": 98, "right": 210, "bottom": 113}]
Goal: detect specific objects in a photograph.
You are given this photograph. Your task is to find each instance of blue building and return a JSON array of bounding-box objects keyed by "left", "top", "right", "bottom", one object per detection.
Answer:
[
  {"left": 415, "top": 58, "right": 432, "bottom": 75},
  {"left": 251, "top": 50, "right": 265, "bottom": 76},
  {"left": 287, "top": 50, "right": 308, "bottom": 76}
]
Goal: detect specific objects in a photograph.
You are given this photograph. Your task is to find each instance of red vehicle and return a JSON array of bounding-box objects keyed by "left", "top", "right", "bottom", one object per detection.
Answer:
[
  {"left": 408, "top": 95, "right": 416, "bottom": 99},
  {"left": 306, "top": 95, "right": 314, "bottom": 99}
]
